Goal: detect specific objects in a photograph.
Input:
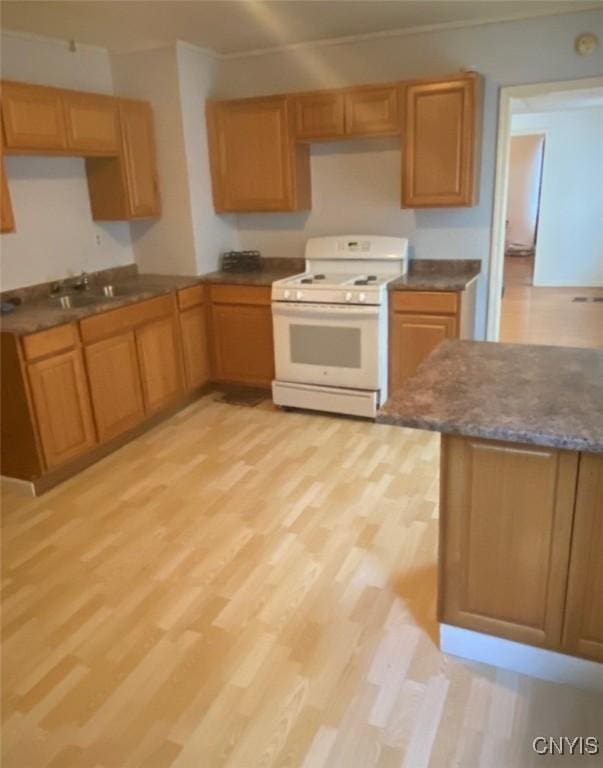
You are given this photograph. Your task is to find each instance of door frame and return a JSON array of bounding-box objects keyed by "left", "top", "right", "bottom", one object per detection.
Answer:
[{"left": 485, "top": 76, "right": 603, "bottom": 341}]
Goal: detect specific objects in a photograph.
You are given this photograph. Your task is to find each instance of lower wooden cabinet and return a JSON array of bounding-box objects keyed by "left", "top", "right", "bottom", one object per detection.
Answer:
[
  {"left": 439, "top": 436, "right": 578, "bottom": 649},
  {"left": 179, "top": 306, "right": 210, "bottom": 390},
  {"left": 389, "top": 286, "right": 475, "bottom": 392},
  {"left": 390, "top": 312, "right": 456, "bottom": 390},
  {"left": 562, "top": 453, "right": 603, "bottom": 661},
  {"left": 135, "top": 315, "right": 184, "bottom": 413},
  {"left": 209, "top": 285, "right": 274, "bottom": 387},
  {"left": 85, "top": 331, "right": 145, "bottom": 441},
  {"left": 27, "top": 348, "right": 96, "bottom": 469}
]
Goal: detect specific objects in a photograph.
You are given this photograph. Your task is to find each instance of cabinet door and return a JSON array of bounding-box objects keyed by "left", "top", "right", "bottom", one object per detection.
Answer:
[
  {"left": 440, "top": 436, "right": 578, "bottom": 649},
  {"left": 563, "top": 453, "right": 603, "bottom": 662},
  {"left": 119, "top": 99, "right": 160, "bottom": 218},
  {"left": 389, "top": 312, "right": 456, "bottom": 392},
  {"left": 63, "top": 91, "right": 119, "bottom": 154},
  {"left": 1, "top": 148, "right": 15, "bottom": 233},
  {"left": 85, "top": 331, "right": 145, "bottom": 442},
  {"left": 2, "top": 82, "right": 67, "bottom": 151},
  {"left": 136, "top": 315, "right": 184, "bottom": 413},
  {"left": 27, "top": 349, "right": 96, "bottom": 469},
  {"left": 402, "top": 75, "right": 480, "bottom": 207},
  {"left": 179, "top": 306, "right": 210, "bottom": 391},
  {"left": 211, "top": 303, "right": 274, "bottom": 387},
  {"left": 208, "top": 96, "right": 308, "bottom": 212},
  {"left": 345, "top": 85, "right": 399, "bottom": 137},
  {"left": 294, "top": 91, "right": 345, "bottom": 140}
]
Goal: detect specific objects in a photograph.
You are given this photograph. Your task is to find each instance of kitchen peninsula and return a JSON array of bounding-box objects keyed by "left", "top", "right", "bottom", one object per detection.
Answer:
[{"left": 377, "top": 340, "right": 603, "bottom": 689}]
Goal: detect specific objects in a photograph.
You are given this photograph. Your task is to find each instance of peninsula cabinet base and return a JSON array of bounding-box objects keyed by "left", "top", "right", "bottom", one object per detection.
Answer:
[
  {"left": 440, "top": 624, "right": 603, "bottom": 694},
  {"left": 439, "top": 435, "right": 603, "bottom": 664}
]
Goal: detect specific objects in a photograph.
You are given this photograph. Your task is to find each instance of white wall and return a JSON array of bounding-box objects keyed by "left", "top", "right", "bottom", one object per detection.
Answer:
[
  {"left": 175, "top": 43, "right": 238, "bottom": 273},
  {"left": 215, "top": 7, "right": 603, "bottom": 337},
  {"left": 0, "top": 32, "right": 135, "bottom": 291},
  {"left": 512, "top": 108, "right": 603, "bottom": 287},
  {"left": 506, "top": 134, "right": 545, "bottom": 247},
  {"left": 110, "top": 45, "right": 197, "bottom": 275}
]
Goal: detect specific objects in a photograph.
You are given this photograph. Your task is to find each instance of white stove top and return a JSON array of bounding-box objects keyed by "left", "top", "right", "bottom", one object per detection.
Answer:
[{"left": 271, "top": 235, "right": 408, "bottom": 306}]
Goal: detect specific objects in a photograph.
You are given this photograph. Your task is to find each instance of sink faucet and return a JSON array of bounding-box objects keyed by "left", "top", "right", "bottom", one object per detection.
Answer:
[
  {"left": 49, "top": 279, "right": 66, "bottom": 296},
  {"left": 73, "top": 271, "right": 90, "bottom": 292}
]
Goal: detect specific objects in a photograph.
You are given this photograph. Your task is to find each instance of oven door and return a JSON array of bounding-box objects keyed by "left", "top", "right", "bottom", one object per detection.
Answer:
[{"left": 272, "top": 301, "right": 381, "bottom": 390}]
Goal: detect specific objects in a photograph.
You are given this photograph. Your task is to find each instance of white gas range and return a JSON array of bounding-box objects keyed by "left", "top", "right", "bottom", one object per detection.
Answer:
[{"left": 271, "top": 235, "right": 408, "bottom": 418}]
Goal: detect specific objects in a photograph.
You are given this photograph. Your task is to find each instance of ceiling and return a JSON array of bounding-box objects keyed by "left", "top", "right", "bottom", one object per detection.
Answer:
[{"left": 1, "top": 1, "right": 600, "bottom": 57}]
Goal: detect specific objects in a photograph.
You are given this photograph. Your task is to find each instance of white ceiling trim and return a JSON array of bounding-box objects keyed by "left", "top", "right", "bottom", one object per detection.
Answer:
[
  {"left": 219, "top": 3, "right": 599, "bottom": 60},
  {"left": 0, "top": 27, "right": 108, "bottom": 54}
]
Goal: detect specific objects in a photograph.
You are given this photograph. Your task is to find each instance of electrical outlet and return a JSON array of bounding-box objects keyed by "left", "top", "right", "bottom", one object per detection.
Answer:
[{"left": 95, "top": 234, "right": 101, "bottom": 246}]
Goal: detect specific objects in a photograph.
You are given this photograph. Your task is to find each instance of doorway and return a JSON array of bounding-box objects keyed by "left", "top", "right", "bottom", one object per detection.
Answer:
[{"left": 487, "top": 77, "right": 603, "bottom": 348}]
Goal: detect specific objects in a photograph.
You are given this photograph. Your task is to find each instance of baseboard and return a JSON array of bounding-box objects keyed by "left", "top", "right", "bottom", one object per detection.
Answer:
[
  {"left": 440, "top": 624, "right": 603, "bottom": 692},
  {"left": 1, "top": 475, "right": 36, "bottom": 497}
]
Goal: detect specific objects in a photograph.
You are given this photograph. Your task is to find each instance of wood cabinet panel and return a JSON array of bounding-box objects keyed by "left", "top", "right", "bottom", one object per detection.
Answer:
[
  {"left": 180, "top": 306, "right": 210, "bottom": 391},
  {"left": 207, "top": 96, "right": 310, "bottom": 212},
  {"left": 62, "top": 91, "right": 119, "bottom": 154},
  {"left": 177, "top": 284, "right": 206, "bottom": 311},
  {"left": 211, "top": 302, "right": 274, "bottom": 387},
  {"left": 119, "top": 99, "right": 160, "bottom": 218},
  {"left": 84, "top": 331, "right": 145, "bottom": 442},
  {"left": 2, "top": 81, "right": 67, "bottom": 151},
  {"left": 391, "top": 290, "right": 458, "bottom": 315},
  {"left": 402, "top": 74, "right": 480, "bottom": 207},
  {"left": 563, "top": 453, "right": 603, "bottom": 662},
  {"left": 294, "top": 91, "right": 345, "bottom": 140},
  {"left": 22, "top": 323, "right": 78, "bottom": 361},
  {"left": 440, "top": 436, "right": 577, "bottom": 649},
  {"left": 209, "top": 284, "right": 271, "bottom": 306},
  {"left": 27, "top": 349, "right": 96, "bottom": 469},
  {"left": 345, "top": 85, "right": 399, "bottom": 136},
  {"left": 86, "top": 98, "right": 160, "bottom": 221},
  {"left": 136, "top": 316, "right": 184, "bottom": 413},
  {"left": 1, "top": 148, "right": 15, "bottom": 233},
  {"left": 389, "top": 312, "right": 456, "bottom": 391},
  {"left": 80, "top": 295, "right": 172, "bottom": 344}
]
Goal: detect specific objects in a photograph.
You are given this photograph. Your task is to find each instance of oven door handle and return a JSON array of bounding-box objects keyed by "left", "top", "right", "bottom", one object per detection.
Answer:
[{"left": 272, "top": 302, "right": 380, "bottom": 319}]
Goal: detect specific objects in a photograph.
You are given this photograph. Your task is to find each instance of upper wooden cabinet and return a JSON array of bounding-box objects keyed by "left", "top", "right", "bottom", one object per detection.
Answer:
[
  {"left": 563, "top": 453, "right": 603, "bottom": 662},
  {"left": 293, "top": 84, "right": 399, "bottom": 140},
  {"left": 86, "top": 98, "right": 160, "bottom": 221},
  {"left": 344, "top": 85, "right": 399, "bottom": 137},
  {"left": 295, "top": 91, "right": 345, "bottom": 140},
  {"left": 1, "top": 81, "right": 68, "bottom": 151},
  {"left": 62, "top": 91, "right": 119, "bottom": 154},
  {"left": 207, "top": 96, "right": 311, "bottom": 212},
  {"left": 402, "top": 73, "right": 482, "bottom": 208},
  {"left": 1, "top": 141, "right": 15, "bottom": 233}
]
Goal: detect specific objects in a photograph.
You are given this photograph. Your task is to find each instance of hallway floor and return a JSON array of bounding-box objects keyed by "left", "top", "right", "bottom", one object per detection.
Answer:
[{"left": 500, "top": 256, "right": 603, "bottom": 348}]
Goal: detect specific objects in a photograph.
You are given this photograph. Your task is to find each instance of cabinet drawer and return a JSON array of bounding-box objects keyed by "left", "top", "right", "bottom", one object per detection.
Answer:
[
  {"left": 22, "top": 323, "right": 78, "bottom": 361},
  {"left": 80, "top": 295, "right": 174, "bottom": 343},
  {"left": 177, "top": 284, "right": 206, "bottom": 311},
  {"left": 209, "top": 284, "right": 271, "bottom": 306},
  {"left": 391, "top": 291, "right": 458, "bottom": 315}
]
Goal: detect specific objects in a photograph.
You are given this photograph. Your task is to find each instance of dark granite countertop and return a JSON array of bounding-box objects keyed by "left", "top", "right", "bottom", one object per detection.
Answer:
[
  {"left": 1, "top": 273, "right": 204, "bottom": 336},
  {"left": 389, "top": 259, "right": 480, "bottom": 292},
  {"left": 377, "top": 340, "right": 603, "bottom": 454},
  {"left": 199, "top": 268, "right": 300, "bottom": 286}
]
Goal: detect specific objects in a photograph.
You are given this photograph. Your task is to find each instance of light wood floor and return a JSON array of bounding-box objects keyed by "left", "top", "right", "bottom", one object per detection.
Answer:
[
  {"left": 2, "top": 396, "right": 602, "bottom": 767},
  {"left": 500, "top": 256, "right": 603, "bottom": 348}
]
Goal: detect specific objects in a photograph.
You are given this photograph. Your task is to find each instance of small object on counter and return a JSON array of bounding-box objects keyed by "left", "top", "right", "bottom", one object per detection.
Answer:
[
  {"left": 221, "top": 250, "right": 262, "bottom": 273},
  {"left": 1, "top": 297, "right": 21, "bottom": 314}
]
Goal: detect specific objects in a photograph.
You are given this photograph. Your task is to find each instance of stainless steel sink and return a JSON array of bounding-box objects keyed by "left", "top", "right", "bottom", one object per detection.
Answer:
[{"left": 47, "top": 294, "right": 101, "bottom": 309}]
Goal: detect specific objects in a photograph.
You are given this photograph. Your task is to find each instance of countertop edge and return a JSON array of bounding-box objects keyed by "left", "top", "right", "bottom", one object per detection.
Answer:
[{"left": 375, "top": 410, "right": 603, "bottom": 454}]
